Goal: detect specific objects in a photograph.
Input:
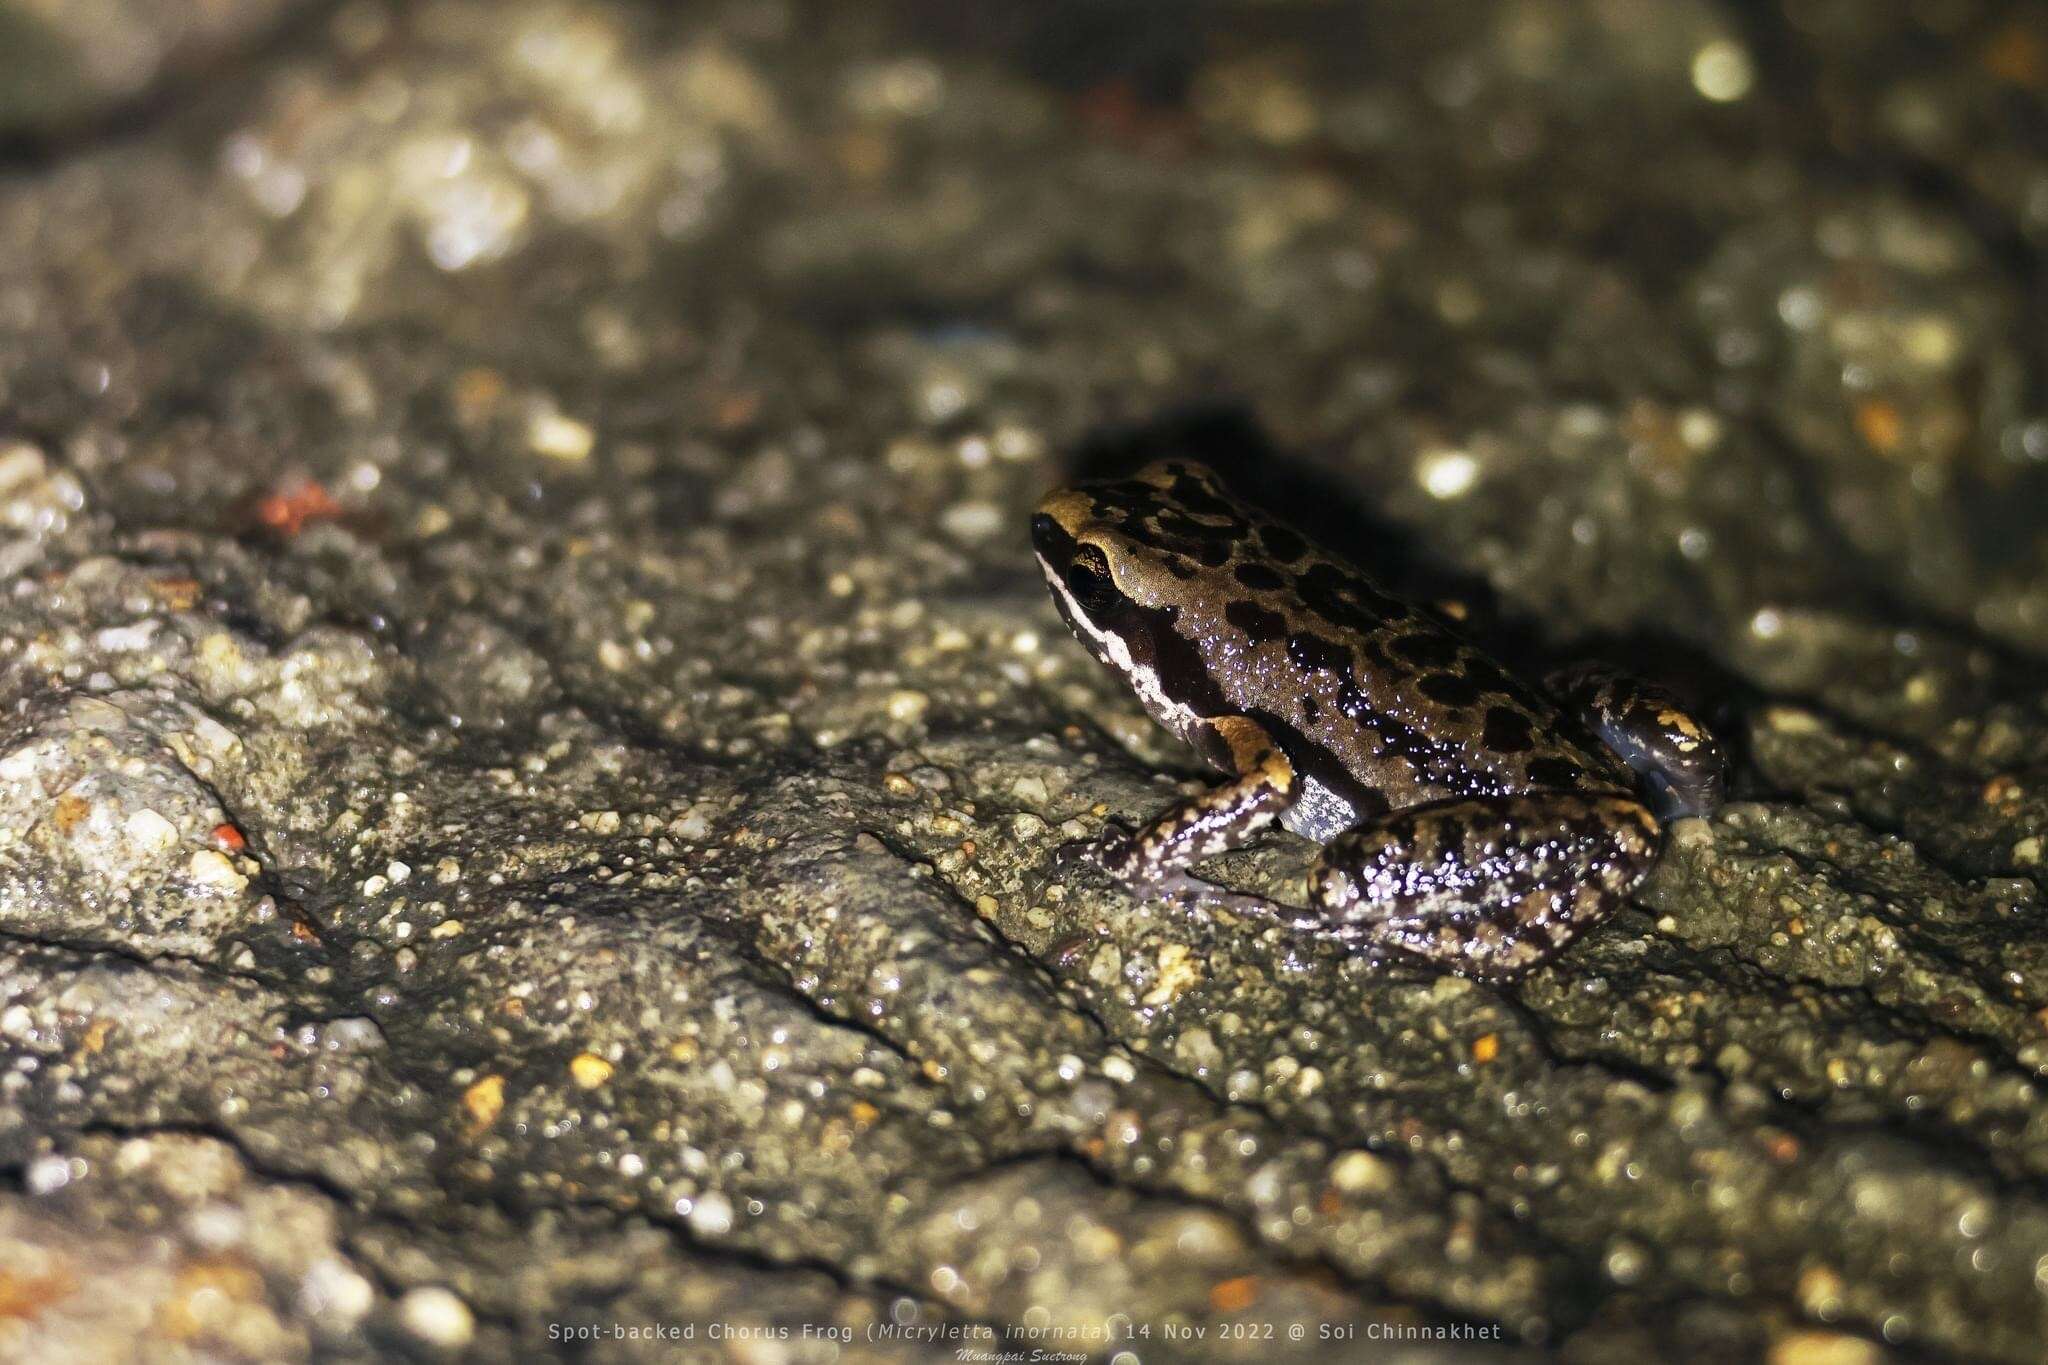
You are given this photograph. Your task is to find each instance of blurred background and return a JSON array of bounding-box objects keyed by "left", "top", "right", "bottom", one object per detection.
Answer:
[{"left": 0, "top": 2, "right": 2045, "bottom": 1362}]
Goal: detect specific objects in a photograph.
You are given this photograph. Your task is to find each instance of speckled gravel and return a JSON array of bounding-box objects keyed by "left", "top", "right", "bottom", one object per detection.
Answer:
[{"left": 0, "top": 1, "right": 2045, "bottom": 1361}]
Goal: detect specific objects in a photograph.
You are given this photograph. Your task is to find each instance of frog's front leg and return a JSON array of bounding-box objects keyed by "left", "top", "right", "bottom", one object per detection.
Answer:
[
  {"left": 1547, "top": 663, "right": 1727, "bottom": 820},
  {"left": 1085, "top": 716, "right": 1311, "bottom": 917},
  {"left": 1308, "top": 792, "right": 1661, "bottom": 979}
]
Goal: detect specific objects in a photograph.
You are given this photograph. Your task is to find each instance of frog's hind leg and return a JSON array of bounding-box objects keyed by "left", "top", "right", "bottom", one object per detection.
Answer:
[
  {"left": 1309, "top": 792, "right": 1660, "bottom": 979},
  {"left": 1547, "top": 663, "right": 1727, "bottom": 820}
]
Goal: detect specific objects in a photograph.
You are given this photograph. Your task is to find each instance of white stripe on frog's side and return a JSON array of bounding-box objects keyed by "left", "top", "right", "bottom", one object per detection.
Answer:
[{"left": 1036, "top": 552, "right": 1204, "bottom": 747}]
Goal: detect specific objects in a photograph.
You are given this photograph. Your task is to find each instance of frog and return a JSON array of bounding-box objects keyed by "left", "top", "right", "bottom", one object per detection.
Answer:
[{"left": 1031, "top": 460, "right": 1726, "bottom": 979}]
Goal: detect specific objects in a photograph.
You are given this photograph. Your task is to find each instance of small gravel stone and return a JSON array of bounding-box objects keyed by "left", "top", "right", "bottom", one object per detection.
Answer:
[{"left": 397, "top": 1287, "right": 475, "bottom": 1349}]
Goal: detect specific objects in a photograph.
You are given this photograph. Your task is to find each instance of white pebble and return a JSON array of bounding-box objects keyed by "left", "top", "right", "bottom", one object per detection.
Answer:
[
  {"left": 399, "top": 1287, "right": 475, "bottom": 1348},
  {"left": 688, "top": 1189, "right": 734, "bottom": 1236},
  {"left": 123, "top": 809, "right": 179, "bottom": 853},
  {"left": 527, "top": 408, "right": 595, "bottom": 462},
  {"left": 299, "top": 1257, "right": 376, "bottom": 1326},
  {"left": 188, "top": 849, "right": 249, "bottom": 893},
  {"left": 1691, "top": 39, "right": 1754, "bottom": 103},
  {"left": 940, "top": 500, "right": 1003, "bottom": 542},
  {"left": 24, "top": 1154, "right": 71, "bottom": 1195},
  {"left": 185, "top": 1202, "right": 247, "bottom": 1250},
  {"left": 94, "top": 622, "right": 159, "bottom": 652},
  {"left": 1416, "top": 447, "right": 1479, "bottom": 500}
]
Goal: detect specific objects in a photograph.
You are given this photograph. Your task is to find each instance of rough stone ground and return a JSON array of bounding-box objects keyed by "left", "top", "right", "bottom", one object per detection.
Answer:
[{"left": 0, "top": 1, "right": 2044, "bottom": 1361}]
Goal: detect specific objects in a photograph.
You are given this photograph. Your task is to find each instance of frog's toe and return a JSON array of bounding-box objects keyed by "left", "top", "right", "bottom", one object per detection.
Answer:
[
  {"left": 1137, "top": 869, "right": 1313, "bottom": 926},
  {"left": 1150, "top": 870, "right": 1248, "bottom": 912},
  {"left": 1048, "top": 836, "right": 1095, "bottom": 877},
  {"left": 1050, "top": 824, "right": 1129, "bottom": 877}
]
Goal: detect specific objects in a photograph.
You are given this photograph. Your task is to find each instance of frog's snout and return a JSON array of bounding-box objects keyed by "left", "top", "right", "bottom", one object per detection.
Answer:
[{"left": 1030, "top": 513, "right": 1062, "bottom": 560}]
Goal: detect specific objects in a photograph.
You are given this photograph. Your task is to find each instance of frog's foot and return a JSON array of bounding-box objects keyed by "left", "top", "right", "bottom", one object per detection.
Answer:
[
  {"left": 1129, "top": 867, "right": 1302, "bottom": 923},
  {"left": 1056, "top": 825, "right": 1306, "bottom": 926},
  {"left": 1050, "top": 827, "right": 1116, "bottom": 877},
  {"left": 1040, "top": 817, "right": 1144, "bottom": 893},
  {"left": 1034, "top": 828, "right": 1116, "bottom": 908},
  {"left": 1123, "top": 866, "right": 1403, "bottom": 968}
]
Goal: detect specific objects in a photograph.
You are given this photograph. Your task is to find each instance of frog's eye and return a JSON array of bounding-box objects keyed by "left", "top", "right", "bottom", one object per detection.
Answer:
[{"left": 1064, "top": 547, "right": 1121, "bottom": 613}]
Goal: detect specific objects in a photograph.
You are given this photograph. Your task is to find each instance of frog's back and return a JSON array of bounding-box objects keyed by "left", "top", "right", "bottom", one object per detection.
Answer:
[{"left": 1093, "top": 463, "right": 1630, "bottom": 834}]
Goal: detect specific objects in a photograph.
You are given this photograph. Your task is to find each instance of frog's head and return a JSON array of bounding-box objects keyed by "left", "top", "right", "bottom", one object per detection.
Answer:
[
  {"left": 1032, "top": 461, "right": 1238, "bottom": 616},
  {"left": 1031, "top": 462, "right": 1249, "bottom": 728}
]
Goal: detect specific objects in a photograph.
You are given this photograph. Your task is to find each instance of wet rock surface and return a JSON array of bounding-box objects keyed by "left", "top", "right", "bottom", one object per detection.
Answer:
[
  {"left": 0, "top": 1, "right": 2044, "bottom": 1360},
  {"left": 0, "top": 0, "right": 313, "bottom": 138}
]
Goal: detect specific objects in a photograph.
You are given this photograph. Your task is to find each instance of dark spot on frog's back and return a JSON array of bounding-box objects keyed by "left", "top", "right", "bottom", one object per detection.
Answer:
[
  {"left": 1393, "top": 632, "right": 1462, "bottom": 669},
  {"left": 1152, "top": 514, "right": 1237, "bottom": 566},
  {"left": 1225, "top": 599, "right": 1287, "bottom": 643},
  {"left": 1166, "top": 468, "right": 1237, "bottom": 518},
  {"left": 1419, "top": 671, "right": 1484, "bottom": 707},
  {"left": 1100, "top": 481, "right": 1168, "bottom": 521},
  {"left": 1256, "top": 524, "right": 1307, "bottom": 564},
  {"left": 1294, "top": 561, "right": 1404, "bottom": 629},
  {"left": 1482, "top": 705, "right": 1537, "bottom": 753},
  {"left": 1528, "top": 756, "right": 1585, "bottom": 789},
  {"left": 1460, "top": 655, "right": 1519, "bottom": 697},
  {"left": 1233, "top": 562, "right": 1287, "bottom": 591},
  {"left": 1286, "top": 631, "right": 1354, "bottom": 677}
]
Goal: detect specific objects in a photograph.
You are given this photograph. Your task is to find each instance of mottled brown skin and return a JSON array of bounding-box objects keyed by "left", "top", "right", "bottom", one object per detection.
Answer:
[{"left": 1032, "top": 460, "right": 1725, "bottom": 978}]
